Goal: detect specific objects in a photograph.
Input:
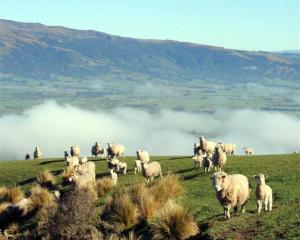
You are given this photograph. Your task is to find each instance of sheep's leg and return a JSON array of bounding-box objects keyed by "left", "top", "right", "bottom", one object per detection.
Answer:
[
  {"left": 264, "top": 198, "right": 268, "bottom": 211},
  {"left": 134, "top": 167, "right": 137, "bottom": 175},
  {"left": 268, "top": 195, "right": 273, "bottom": 211},
  {"left": 224, "top": 206, "right": 231, "bottom": 219},
  {"left": 257, "top": 200, "right": 262, "bottom": 213},
  {"left": 193, "top": 161, "right": 196, "bottom": 168},
  {"left": 233, "top": 206, "right": 238, "bottom": 213},
  {"left": 241, "top": 204, "right": 246, "bottom": 213}
]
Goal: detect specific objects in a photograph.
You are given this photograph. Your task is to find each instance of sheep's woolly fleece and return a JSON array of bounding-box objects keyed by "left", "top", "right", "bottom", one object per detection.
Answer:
[{"left": 0, "top": 101, "right": 299, "bottom": 159}]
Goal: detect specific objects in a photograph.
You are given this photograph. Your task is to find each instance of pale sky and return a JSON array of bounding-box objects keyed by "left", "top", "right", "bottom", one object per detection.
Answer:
[{"left": 0, "top": 0, "right": 299, "bottom": 51}]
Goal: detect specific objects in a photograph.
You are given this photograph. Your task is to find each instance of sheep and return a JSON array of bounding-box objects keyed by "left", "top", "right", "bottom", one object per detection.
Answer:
[
  {"left": 69, "top": 172, "right": 96, "bottom": 190},
  {"left": 219, "top": 143, "right": 236, "bottom": 156},
  {"left": 141, "top": 161, "right": 162, "bottom": 183},
  {"left": 253, "top": 174, "right": 273, "bottom": 213},
  {"left": 66, "top": 156, "right": 79, "bottom": 168},
  {"left": 193, "top": 143, "right": 201, "bottom": 156},
  {"left": 211, "top": 145, "right": 227, "bottom": 171},
  {"left": 203, "top": 156, "right": 213, "bottom": 173},
  {"left": 109, "top": 169, "right": 118, "bottom": 186},
  {"left": 91, "top": 142, "right": 105, "bottom": 157},
  {"left": 136, "top": 149, "right": 150, "bottom": 163},
  {"left": 76, "top": 161, "right": 95, "bottom": 175},
  {"left": 70, "top": 145, "right": 80, "bottom": 157},
  {"left": 107, "top": 143, "right": 125, "bottom": 159},
  {"left": 116, "top": 162, "right": 127, "bottom": 175},
  {"left": 211, "top": 171, "right": 251, "bottom": 219},
  {"left": 199, "top": 136, "right": 216, "bottom": 154},
  {"left": 25, "top": 153, "right": 30, "bottom": 160},
  {"left": 80, "top": 156, "right": 88, "bottom": 164},
  {"left": 33, "top": 147, "right": 42, "bottom": 159},
  {"left": 192, "top": 153, "right": 204, "bottom": 168},
  {"left": 64, "top": 151, "right": 69, "bottom": 160},
  {"left": 244, "top": 147, "right": 254, "bottom": 155},
  {"left": 107, "top": 157, "right": 120, "bottom": 172},
  {"left": 134, "top": 159, "right": 142, "bottom": 174}
]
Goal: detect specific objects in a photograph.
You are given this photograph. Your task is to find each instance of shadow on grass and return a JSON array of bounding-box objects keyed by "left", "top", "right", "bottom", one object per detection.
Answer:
[
  {"left": 169, "top": 156, "right": 191, "bottom": 160},
  {"left": 18, "top": 177, "right": 36, "bottom": 186},
  {"left": 175, "top": 167, "right": 195, "bottom": 174},
  {"left": 183, "top": 171, "right": 209, "bottom": 180},
  {"left": 38, "top": 159, "right": 65, "bottom": 165}
]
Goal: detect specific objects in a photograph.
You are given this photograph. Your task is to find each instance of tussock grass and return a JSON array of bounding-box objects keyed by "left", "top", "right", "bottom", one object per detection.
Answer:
[
  {"left": 62, "top": 166, "right": 74, "bottom": 183},
  {"left": 150, "top": 201, "right": 199, "bottom": 240},
  {"left": 101, "top": 187, "right": 139, "bottom": 231},
  {"left": 29, "top": 185, "right": 56, "bottom": 210},
  {"left": 3, "top": 186, "right": 24, "bottom": 204},
  {"left": 36, "top": 169, "right": 55, "bottom": 189},
  {"left": 96, "top": 177, "right": 115, "bottom": 196},
  {"left": 0, "top": 202, "right": 10, "bottom": 214},
  {"left": 149, "top": 174, "right": 184, "bottom": 206}
]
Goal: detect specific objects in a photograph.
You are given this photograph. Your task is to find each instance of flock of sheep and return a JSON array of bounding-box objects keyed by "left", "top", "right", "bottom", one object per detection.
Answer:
[{"left": 25, "top": 138, "right": 271, "bottom": 220}]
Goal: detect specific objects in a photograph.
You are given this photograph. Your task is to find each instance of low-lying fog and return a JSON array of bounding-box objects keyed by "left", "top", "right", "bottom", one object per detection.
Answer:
[{"left": 0, "top": 101, "right": 299, "bottom": 160}]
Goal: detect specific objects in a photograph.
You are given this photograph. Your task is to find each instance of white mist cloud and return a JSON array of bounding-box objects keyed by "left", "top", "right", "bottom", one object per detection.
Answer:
[{"left": 0, "top": 101, "right": 299, "bottom": 160}]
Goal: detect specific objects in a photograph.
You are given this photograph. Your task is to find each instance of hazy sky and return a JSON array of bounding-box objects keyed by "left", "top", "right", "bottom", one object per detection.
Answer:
[{"left": 0, "top": 0, "right": 299, "bottom": 51}]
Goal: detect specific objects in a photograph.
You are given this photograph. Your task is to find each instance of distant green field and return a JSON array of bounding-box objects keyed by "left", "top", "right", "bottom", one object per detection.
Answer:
[{"left": 1, "top": 154, "right": 300, "bottom": 239}]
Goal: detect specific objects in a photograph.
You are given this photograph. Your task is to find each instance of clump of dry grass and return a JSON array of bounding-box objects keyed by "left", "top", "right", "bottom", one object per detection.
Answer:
[
  {"left": 128, "top": 183, "right": 156, "bottom": 220},
  {"left": 0, "top": 186, "right": 8, "bottom": 200},
  {"left": 150, "top": 201, "right": 199, "bottom": 240},
  {"left": 29, "top": 185, "right": 56, "bottom": 210},
  {"left": 101, "top": 188, "right": 139, "bottom": 231},
  {"left": 2, "top": 186, "right": 24, "bottom": 204},
  {"left": 0, "top": 223, "right": 20, "bottom": 240},
  {"left": 39, "top": 188, "right": 100, "bottom": 240},
  {"left": 149, "top": 174, "right": 184, "bottom": 206},
  {"left": 62, "top": 167, "right": 74, "bottom": 183},
  {"left": 36, "top": 169, "right": 55, "bottom": 189},
  {"left": 0, "top": 202, "right": 10, "bottom": 215},
  {"left": 96, "top": 177, "right": 115, "bottom": 196}
]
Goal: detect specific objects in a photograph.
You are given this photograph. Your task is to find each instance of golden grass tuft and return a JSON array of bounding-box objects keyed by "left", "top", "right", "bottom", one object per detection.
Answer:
[
  {"left": 0, "top": 202, "right": 10, "bottom": 215},
  {"left": 101, "top": 187, "right": 139, "bottom": 231},
  {"left": 0, "top": 186, "right": 8, "bottom": 199},
  {"left": 96, "top": 177, "right": 115, "bottom": 196},
  {"left": 149, "top": 174, "right": 184, "bottom": 206},
  {"left": 29, "top": 185, "right": 56, "bottom": 210},
  {"left": 36, "top": 169, "right": 55, "bottom": 188},
  {"left": 62, "top": 167, "right": 74, "bottom": 183},
  {"left": 150, "top": 201, "right": 199, "bottom": 240},
  {"left": 4, "top": 186, "right": 24, "bottom": 204}
]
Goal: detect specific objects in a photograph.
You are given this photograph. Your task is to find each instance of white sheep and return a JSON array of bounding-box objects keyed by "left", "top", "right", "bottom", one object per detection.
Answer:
[
  {"left": 117, "top": 162, "right": 127, "bottom": 175},
  {"left": 244, "top": 147, "right": 254, "bottom": 156},
  {"left": 80, "top": 156, "right": 88, "bottom": 164},
  {"left": 253, "top": 174, "right": 272, "bottom": 213},
  {"left": 76, "top": 161, "right": 95, "bottom": 175},
  {"left": 211, "top": 145, "right": 227, "bottom": 171},
  {"left": 107, "top": 143, "right": 125, "bottom": 159},
  {"left": 109, "top": 169, "right": 118, "bottom": 186},
  {"left": 219, "top": 143, "right": 236, "bottom": 156},
  {"left": 136, "top": 149, "right": 150, "bottom": 163},
  {"left": 107, "top": 157, "right": 120, "bottom": 171},
  {"left": 33, "top": 147, "right": 42, "bottom": 159},
  {"left": 141, "top": 161, "right": 162, "bottom": 183},
  {"left": 70, "top": 145, "right": 80, "bottom": 157},
  {"left": 91, "top": 142, "right": 105, "bottom": 157},
  {"left": 211, "top": 171, "right": 251, "bottom": 219},
  {"left": 199, "top": 136, "right": 216, "bottom": 154},
  {"left": 134, "top": 159, "right": 142, "bottom": 174},
  {"left": 66, "top": 156, "right": 79, "bottom": 168},
  {"left": 69, "top": 171, "right": 96, "bottom": 189},
  {"left": 192, "top": 154, "right": 204, "bottom": 168}
]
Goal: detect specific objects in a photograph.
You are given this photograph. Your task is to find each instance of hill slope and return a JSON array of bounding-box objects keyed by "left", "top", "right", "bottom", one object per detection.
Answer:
[
  {"left": 0, "top": 154, "right": 300, "bottom": 239},
  {"left": 1, "top": 19, "right": 300, "bottom": 82}
]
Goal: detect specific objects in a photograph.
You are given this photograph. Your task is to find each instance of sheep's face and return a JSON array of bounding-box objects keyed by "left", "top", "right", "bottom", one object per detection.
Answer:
[
  {"left": 211, "top": 172, "right": 227, "bottom": 192},
  {"left": 200, "top": 137, "right": 205, "bottom": 143},
  {"left": 253, "top": 174, "right": 267, "bottom": 184}
]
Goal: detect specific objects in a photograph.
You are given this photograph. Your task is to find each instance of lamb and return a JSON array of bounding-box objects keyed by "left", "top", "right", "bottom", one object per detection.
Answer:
[
  {"left": 107, "top": 143, "right": 125, "bottom": 159},
  {"left": 109, "top": 169, "right": 118, "bottom": 186},
  {"left": 69, "top": 172, "right": 96, "bottom": 189},
  {"left": 244, "top": 147, "right": 254, "bottom": 156},
  {"left": 116, "top": 162, "right": 127, "bottom": 175},
  {"left": 211, "top": 171, "right": 251, "bottom": 219},
  {"left": 141, "top": 161, "right": 162, "bottom": 183},
  {"left": 253, "top": 174, "right": 272, "bottom": 213},
  {"left": 70, "top": 145, "right": 80, "bottom": 157},
  {"left": 76, "top": 161, "right": 96, "bottom": 175},
  {"left": 192, "top": 153, "right": 203, "bottom": 168},
  {"left": 66, "top": 156, "right": 79, "bottom": 168},
  {"left": 107, "top": 157, "right": 120, "bottom": 171},
  {"left": 91, "top": 142, "right": 105, "bottom": 157},
  {"left": 80, "top": 156, "right": 88, "bottom": 164},
  {"left": 136, "top": 149, "right": 150, "bottom": 163},
  {"left": 33, "top": 147, "right": 42, "bottom": 159},
  {"left": 134, "top": 160, "right": 142, "bottom": 174},
  {"left": 211, "top": 145, "right": 227, "bottom": 171},
  {"left": 199, "top": 136, "right": 216, "bottom": 154},
  {"left": 203, "top": 156, "right": 213, "bottom": 173},
  {"left": 219, "top": 143, "right": 236, "bottom": 156}
]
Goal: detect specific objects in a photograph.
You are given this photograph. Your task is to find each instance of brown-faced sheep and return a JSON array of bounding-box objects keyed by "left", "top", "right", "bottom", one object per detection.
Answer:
[
  {"left": 107, "top": 143, "right": 125, "bottom": 159},
  {"left": 91, "top": 142, "right": 105, "bottom": 157},
  {"left": 70, "top": 145, "right": 80, "bottom": 157},
  {"left": 34, "top": 147, "right": 42, "bottom": 159}
]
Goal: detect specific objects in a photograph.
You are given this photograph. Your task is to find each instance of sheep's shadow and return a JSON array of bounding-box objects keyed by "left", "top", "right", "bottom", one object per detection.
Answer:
[
  {"left": 17, "top": 177, "right": 36, "bottom": 186},
  {"left": 169, "top": 156, "right": 191, "bottom": 160},
  {"left": 37, "top": 159, "right": 65, "bottom": 165},
  {"left": 91, "top": 158, "right": 107, "bottom": 162},
  {"left": 183, "top": 171, "right": 210, "bottom": 180},
  {"left": 51, "top": 169, "right": 63, "bottom": 176},
  {"left": 175, "top": 167, "right": 195, "bottom": 174}
]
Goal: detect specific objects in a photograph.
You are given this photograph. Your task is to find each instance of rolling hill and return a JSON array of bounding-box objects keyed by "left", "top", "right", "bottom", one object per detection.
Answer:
[{"left": 1, "top": 19, "right": 300, "bottom": 82}]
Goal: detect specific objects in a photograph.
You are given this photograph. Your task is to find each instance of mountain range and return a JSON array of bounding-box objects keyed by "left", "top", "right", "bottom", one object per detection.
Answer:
[{"left": 1, "top": 19, "right": 299, "bottom": 82}]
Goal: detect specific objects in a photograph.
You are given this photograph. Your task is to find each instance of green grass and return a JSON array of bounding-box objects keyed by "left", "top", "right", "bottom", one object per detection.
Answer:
[{"left": 1, "top": 154, "right": 300, "bottom": 239}]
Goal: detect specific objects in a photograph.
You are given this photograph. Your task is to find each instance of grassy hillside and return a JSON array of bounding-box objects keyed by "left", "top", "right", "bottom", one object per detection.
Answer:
[{"left": 0, "top": 154, "right": 300, "bottom": 239}]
